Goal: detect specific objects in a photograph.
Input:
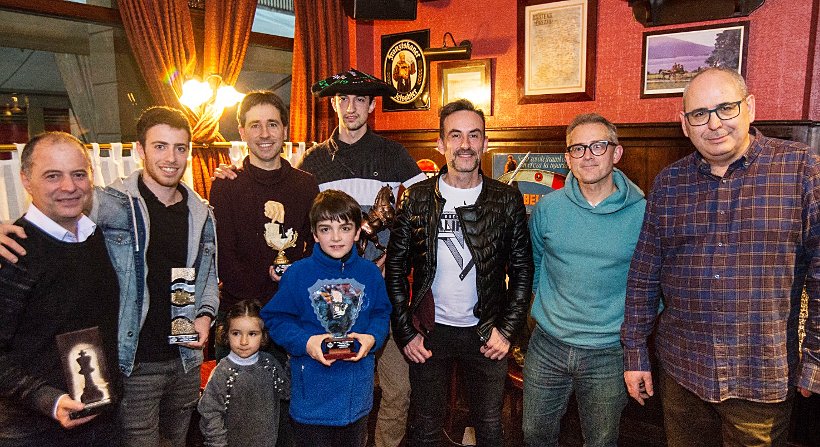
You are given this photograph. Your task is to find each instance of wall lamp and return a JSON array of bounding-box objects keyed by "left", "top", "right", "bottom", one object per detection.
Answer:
[
  {"left": 424, "top": 32, "right": 472, "bottom": 61},
  {"left": 179, "top": 74, "right": 244, "bottom": 111}
]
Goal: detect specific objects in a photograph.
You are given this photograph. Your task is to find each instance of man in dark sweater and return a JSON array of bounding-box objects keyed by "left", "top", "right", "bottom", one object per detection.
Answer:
[
  {"left": 210, "top": 91, "right": 319, "bottom": 319},
  {"left": 0, "top": 132, "right": 120, "bottom": 446}
]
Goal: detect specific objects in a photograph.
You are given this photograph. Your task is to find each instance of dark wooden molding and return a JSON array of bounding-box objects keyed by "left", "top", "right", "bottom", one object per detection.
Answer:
[
  {"left": 379, "top": 120, "right": 820, "bottom": 194},
  {"left": 0, "top": 0, "right": 120, "bottom": 25},
  {"left": 0, "top": 0, "right": 294, "bottom": 51}
]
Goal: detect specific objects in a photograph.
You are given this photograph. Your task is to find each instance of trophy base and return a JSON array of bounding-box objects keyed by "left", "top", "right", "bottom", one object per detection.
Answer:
[
  {"left": 69, "top": 398, "right": 111, "bottom": 420},
  {"left": 273, "top": 263, "right": 291, "bottom": 276},
  {"left": 168, "top": 334, "right": 199, "bottom": 345},
  {"left": 323, "top": 337, "right": 356, "bottom": 360}
]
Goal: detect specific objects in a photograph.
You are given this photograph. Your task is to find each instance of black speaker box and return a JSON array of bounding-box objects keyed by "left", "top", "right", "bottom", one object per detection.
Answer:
[{"left": 345, "top": 0, "right": 417, "bottom": 21}]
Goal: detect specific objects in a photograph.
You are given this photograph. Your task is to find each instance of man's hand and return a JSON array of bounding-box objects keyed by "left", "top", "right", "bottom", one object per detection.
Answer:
[
  {"left": 798, "top": 387, "right": 813, "bottom": 398},
  {"left": 344, "top": 332, "right": 376, "bottom": 362},
  {"left": 0, "top": 223, "right": 27, "bottom": 266},
  {"left": 402, "top": 334, "right": 432, "bottom": 364},
  {"left": 54, "top": 394, "right": 96, "bottom": 428},
  {"left": 183, "top": 315, "right": 212, "bottom": 349},
  {"left": 306, "top": 334, "right": 335, "bottom": 366},
  {"left": 624, "top": 370, "right": 654, "bottom": 406},
  {"left": 210, "top": 163, "right": 238, "bottom": 181},
  {"left": 480, "top": 328, "right": 510, "bottom": 360}
]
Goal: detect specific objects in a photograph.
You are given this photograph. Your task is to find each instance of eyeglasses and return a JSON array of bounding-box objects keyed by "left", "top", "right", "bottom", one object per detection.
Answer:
[
  {"left": 683, "top": 99, "right": 744, "bottom": 126},
  {"left": 566, "top": 140, "right": 613, "bottom": 159}
]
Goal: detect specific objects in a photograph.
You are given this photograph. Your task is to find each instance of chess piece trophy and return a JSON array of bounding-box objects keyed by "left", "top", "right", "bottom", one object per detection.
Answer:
[
  {"left": 55, "top": 327, "right": 112, "bottom": 420},
  {"left": 264, "top": 200, "right": 298, "bottom": 276}
]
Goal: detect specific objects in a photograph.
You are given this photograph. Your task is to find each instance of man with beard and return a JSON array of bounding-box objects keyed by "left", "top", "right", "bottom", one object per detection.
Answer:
[
  {"left": 385, "top": 99, "right": 533, "bottom": 447},
  {"left": 101, "top": 106, "right": 218, "bottom": 446}
]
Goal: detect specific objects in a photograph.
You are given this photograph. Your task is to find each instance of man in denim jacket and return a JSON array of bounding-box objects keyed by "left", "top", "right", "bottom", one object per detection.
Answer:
[
  {"left": 99, "top": 106, "right": 218, "bottom": 446},
  {"left": 0, "top": 106, "right": 218, "bottom": 447}
]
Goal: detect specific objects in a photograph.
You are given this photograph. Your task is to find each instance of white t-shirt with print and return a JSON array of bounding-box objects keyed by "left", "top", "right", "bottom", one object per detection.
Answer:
[{"left": 431, "top": 177, "right": 482, "bottom": 327}]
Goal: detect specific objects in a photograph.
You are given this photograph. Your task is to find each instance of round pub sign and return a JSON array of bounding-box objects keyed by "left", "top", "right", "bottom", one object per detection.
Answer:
[{"left": 384, "top": 39, "right": 426, "bottom": 105}]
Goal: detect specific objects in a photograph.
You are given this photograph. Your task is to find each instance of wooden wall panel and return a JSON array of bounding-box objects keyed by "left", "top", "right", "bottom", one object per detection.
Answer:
[{"left": 380, "top": 120, "right": 820, "bottom": 194}]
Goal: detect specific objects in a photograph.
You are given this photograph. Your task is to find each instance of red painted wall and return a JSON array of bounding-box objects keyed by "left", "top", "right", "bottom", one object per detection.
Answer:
[{"left": 353, "top": 0, "right": 819, "bottom": 132}]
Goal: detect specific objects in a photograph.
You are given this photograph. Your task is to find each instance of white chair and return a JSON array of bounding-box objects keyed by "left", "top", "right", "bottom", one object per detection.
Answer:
[
  {"left": 119, "top": 142, "right": 143, "bottom": 178},
  {"left": 0, "top": 144, "right": 30, "bottom": 222},
  {"left": 90, "top": 143, "right": 122, "bottom": 186}
]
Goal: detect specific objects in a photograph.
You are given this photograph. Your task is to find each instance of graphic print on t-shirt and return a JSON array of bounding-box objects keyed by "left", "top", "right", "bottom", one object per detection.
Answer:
[{"left": 438, "top": 211, "right": 474, "bottom": 280}]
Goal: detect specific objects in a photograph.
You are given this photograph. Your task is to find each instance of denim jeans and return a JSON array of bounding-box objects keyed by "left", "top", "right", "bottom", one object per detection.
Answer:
[
  {"left": 408, "top": 324, "right": 507, "bottom": 447},
  {"left": 660, "top": 368, "right": 793, "bottom": 447},
  {"left": 522, "top": 326, "right": 627, "bottom": 447},
  {"left": 290, "top": 415, "right": 368, "bottom": 447},
  {"left": 119, "top": 358, "right": 200, "bottom": 447}
]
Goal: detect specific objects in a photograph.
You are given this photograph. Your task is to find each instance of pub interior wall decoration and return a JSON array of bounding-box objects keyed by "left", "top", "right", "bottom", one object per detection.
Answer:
[
  {"left": 438, "top": 59, "right": 493, "bottom": 115},
  {"left": 517, "top": 0, "right": 597, "bottom": 103},
  {"left": 382, "top": 30, "right": 431, "bottom": 111},
  {"left": 641, "top": 21, "right": 749, "bottom": 98}
]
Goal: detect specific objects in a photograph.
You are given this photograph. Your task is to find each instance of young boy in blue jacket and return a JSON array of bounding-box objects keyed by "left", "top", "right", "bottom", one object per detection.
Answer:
[{"left": 261, "top": 189, "right": 392, "bottom": 447}]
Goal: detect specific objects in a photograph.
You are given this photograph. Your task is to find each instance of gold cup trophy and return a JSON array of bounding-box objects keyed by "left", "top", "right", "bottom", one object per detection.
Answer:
[{"left": 264, "top": 201, "right": 298, "bottom": 276}]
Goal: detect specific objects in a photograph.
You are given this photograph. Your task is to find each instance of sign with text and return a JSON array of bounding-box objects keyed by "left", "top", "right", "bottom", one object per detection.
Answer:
[{"left": 493, "top": 152, "right": 568, "bottom": 213}]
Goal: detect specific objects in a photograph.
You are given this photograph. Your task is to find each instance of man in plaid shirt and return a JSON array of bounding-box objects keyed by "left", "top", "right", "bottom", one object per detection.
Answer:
[{"left": 621, "top": 67, "right": 819, "bottom": 447}]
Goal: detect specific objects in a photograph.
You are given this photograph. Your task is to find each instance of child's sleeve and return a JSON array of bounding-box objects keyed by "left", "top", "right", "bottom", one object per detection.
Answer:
[
  {"left": 366, "top": 269, "right": 392, "bottom": 352},
  {"left": 260, "top": 271, "right": 313, "bottom": 357},
  {"left": 197, "top": 365, "right": 228, "bottom": 447}
]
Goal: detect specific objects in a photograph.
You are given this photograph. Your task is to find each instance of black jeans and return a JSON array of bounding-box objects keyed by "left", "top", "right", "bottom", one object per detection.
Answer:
[
  {"left": 290, "top": 415, "right": 368, "bottom": 447},
  {"left": 408, "top": 324, "right": 507, "bottom": 447}
]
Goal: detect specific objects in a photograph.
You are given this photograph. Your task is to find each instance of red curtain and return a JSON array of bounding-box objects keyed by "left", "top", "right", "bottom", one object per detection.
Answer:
[
  {"left": 193, "top": 0, "right": 258, "bottom": 198},
  {"left": 119, "top": 0, "right": 257, "bottom": 198},
  {"left": 118, "top": 0, "right": 197, "bottom": 112},
  {"left": 290, "top": 0, "right": 346, "bottom": 143}
]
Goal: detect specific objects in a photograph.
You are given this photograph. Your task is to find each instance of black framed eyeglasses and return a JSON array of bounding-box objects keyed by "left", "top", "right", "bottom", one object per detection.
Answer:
[
  {"left": 683, "top": 99, "right": 744, "bottom": 126},
  {"left": 566, "top": 140, "right": 613, "bottom": 159}
]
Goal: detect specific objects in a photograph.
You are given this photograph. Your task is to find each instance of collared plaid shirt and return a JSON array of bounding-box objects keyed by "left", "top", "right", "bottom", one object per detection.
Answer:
[{"left": 622, "top": 128, "right": 820, "bottom": 403}]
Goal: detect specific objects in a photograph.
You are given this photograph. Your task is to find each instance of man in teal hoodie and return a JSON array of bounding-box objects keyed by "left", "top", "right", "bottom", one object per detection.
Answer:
[{"left": 523, "top": 113, "right": 645, "bottom": 447}]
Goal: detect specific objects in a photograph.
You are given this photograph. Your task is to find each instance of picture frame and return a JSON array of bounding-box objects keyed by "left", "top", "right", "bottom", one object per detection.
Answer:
[
  {"left": 381, "top": 30, "right": 431, "bottom": 112},
  {"left": 641, "top": 22, "right": 749, "bottom": 98},
  {"left": 438, "top": 59, "right": 493, "bottom": 115},
  {"left": 517, "top": 0, "right": 597, "bottom": 104}
]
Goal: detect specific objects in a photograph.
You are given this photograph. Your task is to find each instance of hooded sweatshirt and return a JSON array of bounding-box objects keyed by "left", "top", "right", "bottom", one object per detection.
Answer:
[
  {"left": 529, "top": 168, "right": 646, "bottom": 348},
  {"left": 260, "top": 244, "right": 391, "bottom": 426}
]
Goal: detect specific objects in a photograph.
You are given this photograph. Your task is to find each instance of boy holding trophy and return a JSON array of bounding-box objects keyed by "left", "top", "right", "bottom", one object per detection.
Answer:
[{"left": 261, "top": 190, "right": 391, "bottom": 447}]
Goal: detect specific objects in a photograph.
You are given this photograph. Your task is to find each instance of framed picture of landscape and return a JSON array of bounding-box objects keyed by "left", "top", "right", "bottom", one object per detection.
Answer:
[{"left": 641, "top": 22, "right": 749, "bottom": 98}]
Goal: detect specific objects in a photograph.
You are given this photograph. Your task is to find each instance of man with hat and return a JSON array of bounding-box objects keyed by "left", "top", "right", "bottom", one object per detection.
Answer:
[{"left": 300, "top": 68, "right": 426, "bottom": 447}]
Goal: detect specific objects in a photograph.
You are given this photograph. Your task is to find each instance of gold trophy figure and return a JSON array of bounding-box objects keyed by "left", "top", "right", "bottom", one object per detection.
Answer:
[{"left": 264, "top": 201, "right": 298, "bottom": 276}]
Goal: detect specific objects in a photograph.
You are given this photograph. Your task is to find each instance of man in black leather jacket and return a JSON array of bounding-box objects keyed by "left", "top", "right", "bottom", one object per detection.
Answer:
[{"left": 385, "top": 99, "right": 533, "bottom": 447}]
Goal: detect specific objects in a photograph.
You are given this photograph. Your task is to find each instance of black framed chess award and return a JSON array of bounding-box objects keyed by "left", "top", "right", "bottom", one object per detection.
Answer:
[{"left": 55, "top": 327, "right": 113, "bottom": 419}]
